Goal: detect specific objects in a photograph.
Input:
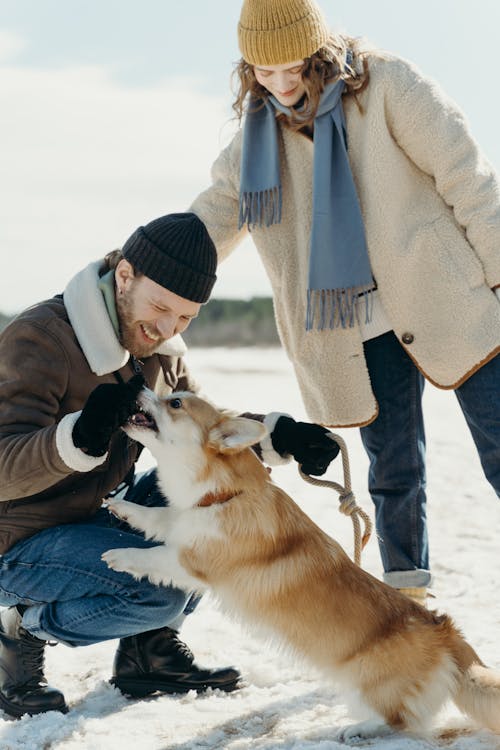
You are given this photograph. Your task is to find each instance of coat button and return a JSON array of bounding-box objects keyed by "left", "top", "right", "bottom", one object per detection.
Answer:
[{"left": 402, "top": 332, "right": 414, "bottom": 344}]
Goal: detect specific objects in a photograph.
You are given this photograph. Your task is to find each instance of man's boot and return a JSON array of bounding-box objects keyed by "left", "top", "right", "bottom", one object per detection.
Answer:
[
  {"left": 111, "top": 626, "right": 241, "bottom": 697},
  {"left": 0, "top": 606, "right": 68, "bottom": 718}
]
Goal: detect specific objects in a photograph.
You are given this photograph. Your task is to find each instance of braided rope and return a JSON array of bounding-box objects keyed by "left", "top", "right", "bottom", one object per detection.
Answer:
[{"left": 299, "top": 433, "right": 372, "bottom": 566}]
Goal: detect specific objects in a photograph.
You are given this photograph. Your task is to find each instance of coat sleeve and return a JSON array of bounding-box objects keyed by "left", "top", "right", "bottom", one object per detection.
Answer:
[
  {"left": 171, "top": 355, "right": 199, "bottom": 394},
  {"left": 156, "top": 353, "right": 199, "bottom": 397},
  {"left": 239, "top": 410, "right": 292, "bottom": 467},
  {"left": 0, "top": 319, "right": 87, "bottom": 500},
  {"left": 189, "top": 130, "right": 249, "bottom": 262},
  {"left": 383, "top": 57, "right": 500, "bottom": 289}
]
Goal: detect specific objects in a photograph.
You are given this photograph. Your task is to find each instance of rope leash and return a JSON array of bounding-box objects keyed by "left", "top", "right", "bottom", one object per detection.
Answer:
[{"left": 299, "top": 433, "right": 372, "bottom": 566}]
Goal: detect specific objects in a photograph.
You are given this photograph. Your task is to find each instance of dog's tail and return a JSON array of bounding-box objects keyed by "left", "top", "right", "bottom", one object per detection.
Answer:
[{"left": 451, "top": 633, "right": 500, "bottom": 732}]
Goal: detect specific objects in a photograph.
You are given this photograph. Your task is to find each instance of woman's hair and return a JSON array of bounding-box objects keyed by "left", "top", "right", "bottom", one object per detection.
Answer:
[{"left": 232, "top": 34, "right": 370, "bottom": 132}]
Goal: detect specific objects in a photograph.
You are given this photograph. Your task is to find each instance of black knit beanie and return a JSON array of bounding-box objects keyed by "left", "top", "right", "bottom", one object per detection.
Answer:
[{"left": 122, "top": 212, "right": 217, "bottom": 303}]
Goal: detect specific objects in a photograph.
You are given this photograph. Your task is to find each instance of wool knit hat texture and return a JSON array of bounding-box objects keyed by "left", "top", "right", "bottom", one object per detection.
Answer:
[
  {"left": 122, "top": 213, "right": 217, "bottom": 303},
  {"left": 238, "top": 0, "right": 330, "bottom": 65}
]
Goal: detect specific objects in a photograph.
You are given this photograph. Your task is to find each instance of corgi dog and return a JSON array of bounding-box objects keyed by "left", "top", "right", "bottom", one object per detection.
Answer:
[{"left": 102, "top": 389, "right": 500, "bottom": 741}]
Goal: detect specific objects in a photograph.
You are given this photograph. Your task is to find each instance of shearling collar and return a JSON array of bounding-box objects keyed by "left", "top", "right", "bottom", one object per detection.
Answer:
[{"left": 63, "top": 260, "right": 187, "bottom": 376}]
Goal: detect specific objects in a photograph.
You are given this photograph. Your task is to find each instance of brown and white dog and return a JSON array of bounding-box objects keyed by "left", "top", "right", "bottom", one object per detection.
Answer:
[{"left": 102, "top": 389, "right": 500, "bottom": 741}]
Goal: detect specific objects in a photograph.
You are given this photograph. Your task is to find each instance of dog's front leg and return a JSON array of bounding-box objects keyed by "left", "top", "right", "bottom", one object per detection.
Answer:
[
  {"left": 102, "top": 545, "right": 203, "bottom": 592},
  {"left": 106, "top": 499, "right": 167, "bottom": 540}
]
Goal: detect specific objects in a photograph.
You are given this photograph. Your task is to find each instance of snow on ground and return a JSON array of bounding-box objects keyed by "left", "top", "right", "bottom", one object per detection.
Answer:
[{"left": 1, "top": 347, "right": 499, "bottom": 750}]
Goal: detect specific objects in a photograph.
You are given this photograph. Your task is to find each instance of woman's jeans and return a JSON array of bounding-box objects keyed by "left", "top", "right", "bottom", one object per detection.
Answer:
[
  {"left": 0, "top": 470, "right": 198, "bottom": 646},
  {"left": 361, "top": 332, "right": 500, "bottom": 588}
]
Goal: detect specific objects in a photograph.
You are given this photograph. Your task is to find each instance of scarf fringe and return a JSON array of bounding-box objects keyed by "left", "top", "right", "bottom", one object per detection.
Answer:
[
  {"left": 238, "top": 186, "right": 282, "bottom": 230},
  {"left": 306, "top": 287, "right": 375, "bottom": 331}
]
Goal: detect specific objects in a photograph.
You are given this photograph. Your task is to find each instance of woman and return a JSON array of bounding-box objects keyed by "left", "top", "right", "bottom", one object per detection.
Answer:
[{"left": 190, "top": 0, "right": 500, "bottom": 603}]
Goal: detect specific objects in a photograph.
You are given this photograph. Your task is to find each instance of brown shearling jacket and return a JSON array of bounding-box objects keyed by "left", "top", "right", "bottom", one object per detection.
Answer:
[{"left": 0, "top": 260, "right": 195, "bottom": 553}]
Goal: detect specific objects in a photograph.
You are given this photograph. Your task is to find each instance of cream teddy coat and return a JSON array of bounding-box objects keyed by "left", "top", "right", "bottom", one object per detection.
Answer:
[{"left": 191, "top": 53, "right": 500, "bottom": 427}]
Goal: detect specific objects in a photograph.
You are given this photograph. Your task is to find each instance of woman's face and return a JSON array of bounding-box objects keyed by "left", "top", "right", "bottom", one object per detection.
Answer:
[{"left": 253, "top": 60, "right": 306, "bottom": 106}]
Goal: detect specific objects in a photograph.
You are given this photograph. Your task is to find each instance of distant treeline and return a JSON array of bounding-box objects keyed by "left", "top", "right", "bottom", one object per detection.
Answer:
[
  {"left": 0, "top": 298, "right": 280, "bottom": 347},
  {"left": 183, "top": 297, "right": 279, "bottom": 347},
  {"left": 0, "top": 313, "right": 10, "bottom": 332}
]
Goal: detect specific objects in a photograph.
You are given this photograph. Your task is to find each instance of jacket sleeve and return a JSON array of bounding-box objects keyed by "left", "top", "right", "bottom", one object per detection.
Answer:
[
  {"left": 0, "top": 319, "right": 102, "bottom": 501},
  {"left": 173, "top": 355, "right": 199, "bottom": 394},
  {"left": 384, "top": 57, "right": 500, "bottom": 289},
  {"left": 189, "top": 130, "right": 249, "bottom": 262},
  {"left": 239, "top": 411, "right": 292, "bottom": 467},
  {"left": 156, "top": 353, "right": 199, "bottom": 397}
]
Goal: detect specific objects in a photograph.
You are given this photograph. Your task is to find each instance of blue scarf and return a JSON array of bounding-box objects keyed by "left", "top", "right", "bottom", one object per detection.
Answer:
[{"left": 239, "top": 78, "right": 374, "bottom": 330}]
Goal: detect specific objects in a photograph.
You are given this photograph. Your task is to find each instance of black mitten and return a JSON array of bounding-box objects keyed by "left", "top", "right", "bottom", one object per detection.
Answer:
[
  {"left": 271, "top": 416, "right": 340, "bottom": 476},
  {"left": 72, "top": 373, "right": 145, "bottom": 457}
]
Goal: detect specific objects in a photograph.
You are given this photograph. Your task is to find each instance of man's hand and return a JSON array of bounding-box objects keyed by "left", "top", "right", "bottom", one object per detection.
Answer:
[
  {"left": 72, "top": 373, "right": 145, "bottom": 457},
  {"left": 270, "top": 416, "right": 340, "bottom": 476}
]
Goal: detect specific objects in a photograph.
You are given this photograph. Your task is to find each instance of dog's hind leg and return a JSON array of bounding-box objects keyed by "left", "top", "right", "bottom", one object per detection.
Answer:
[
  {"left": 335, "top": 718, "right": 394, "bottom": 743},
  {"left": 101, "top": 545, "right": 202, "bottom": 591}
]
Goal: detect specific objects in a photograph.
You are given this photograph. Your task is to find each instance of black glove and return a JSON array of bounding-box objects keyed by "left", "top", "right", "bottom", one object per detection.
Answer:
[
  {"left": 72, "top": 373, "right": 145, "bottom": 457},
  {"left": 270, "top": 416, "right": 340, "bottom": 476}
]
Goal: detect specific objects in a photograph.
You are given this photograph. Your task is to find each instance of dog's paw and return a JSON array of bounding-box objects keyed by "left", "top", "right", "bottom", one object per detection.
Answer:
[
  {"left": 102, "top": 548, "right": 133, "bottom": 574},
  {"left": 106, "top": 500, "right": 130, "bottom": 522},
  {"left": 102, "top": 548, "right": 149, "bottom": 581},
  {"left": 335, "top": 720, "right": 394, "bottom": 743}
]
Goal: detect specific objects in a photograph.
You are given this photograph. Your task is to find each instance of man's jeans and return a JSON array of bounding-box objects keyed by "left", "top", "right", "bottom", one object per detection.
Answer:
[
  {"left": 361, "top": 332, "right": 500, "bottom": 588},
  {"left": 0, "top": 470, "right": 198, "bottom": 646}
]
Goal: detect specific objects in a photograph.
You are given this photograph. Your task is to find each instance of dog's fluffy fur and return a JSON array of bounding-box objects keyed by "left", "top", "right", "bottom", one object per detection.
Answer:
[{"left": 102, "top": 390, "right": 500, "bottom": 740}]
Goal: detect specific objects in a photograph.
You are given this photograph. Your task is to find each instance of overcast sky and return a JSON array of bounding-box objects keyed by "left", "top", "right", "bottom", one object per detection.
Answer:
[{"left": 2, "top": 0, "right": 500, "bottom": 314}]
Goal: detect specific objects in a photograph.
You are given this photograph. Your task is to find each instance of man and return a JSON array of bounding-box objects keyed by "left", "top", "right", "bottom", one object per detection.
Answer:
[{"left": 0, "top": 212, "right": 339, "bottom": 718}]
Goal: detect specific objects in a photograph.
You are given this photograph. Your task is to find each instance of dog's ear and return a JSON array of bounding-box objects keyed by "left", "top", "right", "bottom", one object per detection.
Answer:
[{"left": 208, "top": 417, "right": 268, "bottom": 454}]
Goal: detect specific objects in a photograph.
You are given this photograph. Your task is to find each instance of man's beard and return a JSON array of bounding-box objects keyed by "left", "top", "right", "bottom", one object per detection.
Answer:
[{"left": 116, "top": 287, "right": 164, "bottom": 359}]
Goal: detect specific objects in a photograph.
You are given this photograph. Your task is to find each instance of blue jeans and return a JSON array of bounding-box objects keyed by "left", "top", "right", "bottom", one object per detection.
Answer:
[
  {"left": 360, "top": 332, "right": 500, "bottom": 588},
  {"left": 0, "top": 470, "right": 198, "bottom": 646}
]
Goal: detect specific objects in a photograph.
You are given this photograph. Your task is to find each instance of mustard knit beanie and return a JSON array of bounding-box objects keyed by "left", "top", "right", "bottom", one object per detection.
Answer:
[{"left": 238, "top": 0, "right": 330, "bottom": 65}]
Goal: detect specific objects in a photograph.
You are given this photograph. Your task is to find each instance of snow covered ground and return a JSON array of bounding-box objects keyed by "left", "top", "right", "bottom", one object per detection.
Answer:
[{"left": 1, "top": 347, "right": 499, "bottom": 750}]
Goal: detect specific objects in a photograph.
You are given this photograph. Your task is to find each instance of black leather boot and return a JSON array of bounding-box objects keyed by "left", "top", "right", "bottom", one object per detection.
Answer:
[
  {"left": 0, "top": 606, "right": 68, "bottom": 718},
  {"left": 111, "top": 626, "right": 240, "bottom": 697}
]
